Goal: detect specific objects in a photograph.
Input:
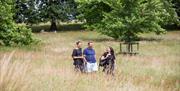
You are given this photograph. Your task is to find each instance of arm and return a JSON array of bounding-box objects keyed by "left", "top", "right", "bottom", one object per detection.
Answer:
[
  {"left": 72, "top": 49, "right": 83, "bottom": 59},
  {"left": 83, "top": 56, "right": 87, "bottom": 63},
  {"left": 72, "top": 56, "right": 83, "bottom": 59},
  {"left": 100, "top": 53, "right": 111, "bottom": 60},
  {"left": 100, "top": 55, "right": 106, "bottom": 60},
  {"left": 83, "top": 49, "right": 87, "bottom": 63}
]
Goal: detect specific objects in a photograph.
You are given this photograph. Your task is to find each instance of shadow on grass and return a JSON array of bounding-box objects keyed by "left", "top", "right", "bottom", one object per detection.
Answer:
[
  {"left": 163, "top": 24, "right": 180, "bottom": 30},
  {"left": 29, "top": 23, "right": 164, "bottom": 43},
  {"left": 81, "top": 37, "right": 162, "bottom": 42},
  {"left": 29, "top": 23, "right": 84, "bottom": 33},
  {"left": 138, "top": 37, "right": 162, "bottom": 42},
  {"left": 81, "top": 37, "right": 115, "bottom": 42}
]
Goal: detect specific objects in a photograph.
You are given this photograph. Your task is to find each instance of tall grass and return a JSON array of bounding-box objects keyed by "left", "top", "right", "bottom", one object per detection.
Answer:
[
  {"left": 0, "top": 30, "right": 179, "bottom": 91},
  {"left": 0, "top": 51, "right": 30, "bottom": 91}
]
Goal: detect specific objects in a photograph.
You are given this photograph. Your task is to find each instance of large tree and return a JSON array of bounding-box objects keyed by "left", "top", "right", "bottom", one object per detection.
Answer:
[
  {"left": 77, "top": 0, "right": 179, "bottom": 42},
  {"left": 14, "top": 0, "right": 77, "bottom": 31}
]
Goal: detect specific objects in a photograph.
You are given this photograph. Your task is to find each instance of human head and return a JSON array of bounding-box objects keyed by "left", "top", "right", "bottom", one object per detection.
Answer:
[
  {"left": 108, "top": 46, "right": 116, "bottom": 60},
  {"left": 106, "top": 47, "right": 111, "bottom": 52},
  {"left": 76, "top": 40, "right": 82, "bottom": 48},
  {"left": 88, "top": 41, "right": 93, "bottom": 48},
  {"left": 107, "top": 46, "right": 114, "bottom": 55}
]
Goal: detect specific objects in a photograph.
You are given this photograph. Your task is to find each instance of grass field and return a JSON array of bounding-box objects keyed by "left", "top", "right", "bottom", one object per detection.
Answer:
[{"left": 0, "top": 29, "right": 180, "bottom": 91}]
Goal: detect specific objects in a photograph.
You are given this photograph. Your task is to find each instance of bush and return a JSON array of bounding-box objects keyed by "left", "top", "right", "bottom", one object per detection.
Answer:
[
  {"left": 0, "top": 0, "right": 39, "bottom": 46},
  {"left": 0, "top": 25, "right": 39, "bottom": 46}
]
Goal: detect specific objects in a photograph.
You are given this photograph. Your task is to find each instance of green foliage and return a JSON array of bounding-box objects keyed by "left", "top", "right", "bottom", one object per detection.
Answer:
[
  {"left": 14, "top": 0, "right": 41, "bottom": 24},
  {"left": 76, "top": 0, "right": 112, "bottom": 30},
  {"left": 0, "top": 0, "right": 38, "bottom": 46},
  {"left": 159, "top": 0, "right": 179, "bottom": 26},
  {"left": 172, "top": 0, "right": 180, "bottom": 25},
  {"left": 14, "top": 0, "right": 77, "bottom": 31},
  {"left": 38, "top": 0, "right": 68, "bottom": 22},
  {"left": 14, "top": 0, "right": 77, "bottom": 24},
  {"left": 77, "top": 0, "right": 179, "bottom": 42}
]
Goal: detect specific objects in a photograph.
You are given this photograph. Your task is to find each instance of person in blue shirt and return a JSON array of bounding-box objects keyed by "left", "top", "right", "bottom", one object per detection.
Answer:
[{"left": 83, "top": 41, "right": 98, "bottom": 73}]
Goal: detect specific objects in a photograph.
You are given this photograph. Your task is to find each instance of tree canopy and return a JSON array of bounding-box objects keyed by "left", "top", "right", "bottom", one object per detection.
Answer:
[
  {"left": 77, "top": 0, "right": 180, "bottom": 42},
  {"left": 77, "top": 0, "right": 112, "bottom": 30},
  {"left": 14, "top": 0, "right": 77, "bottom": 31},
  {"left": 1, "top": 0, "right": 179, "bottom": 46}
]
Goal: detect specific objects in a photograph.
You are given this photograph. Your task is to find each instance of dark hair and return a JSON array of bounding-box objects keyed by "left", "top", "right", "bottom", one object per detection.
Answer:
[
  {"left": 88, "top": 41, "right": 93, "bottom": 45},
  {"left": 109, "top": 46, "right": 116, "bottom": 60},
  {"left": 76, "top": 41, "right": 81, "bottom": 45}
]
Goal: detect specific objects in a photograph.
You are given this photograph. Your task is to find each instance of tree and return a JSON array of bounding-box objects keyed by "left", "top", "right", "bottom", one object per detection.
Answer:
[
  {"left": 0, "top": 0, "right": 37, "bottom": 46},
  {"left": 172, "top": 0, "right": 180, "bottom": 28},
  {"left": 14, "top": 0, "right": 41, "bottom": 24},
  {"left": 14, "top": 0, "right": 77, "bottom": 31},
  {"left": 77, "top": 0, "right": 179, "bottom": 42},
  {"left": 160, "top": 0, "right": 179, "bottom": 27},
  {"left": 173, "top": 0, "right": 180, "bottom": 21},
  {"left": 77, "top": 0, "right": 112, "bottom": 30}
]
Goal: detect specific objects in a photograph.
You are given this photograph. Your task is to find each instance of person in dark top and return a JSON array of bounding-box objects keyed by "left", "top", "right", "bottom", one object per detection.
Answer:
[
  {"left": 99, "top": 46, "right": 116, "bottom": 75},
  {"left": 72, "top": 41, "right": 85, "bottom": 72}
]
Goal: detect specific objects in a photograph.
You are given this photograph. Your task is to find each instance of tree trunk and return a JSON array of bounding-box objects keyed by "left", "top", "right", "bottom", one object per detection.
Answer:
[{"left": 50, "top": 18, "right": 57, "bottom": 32}]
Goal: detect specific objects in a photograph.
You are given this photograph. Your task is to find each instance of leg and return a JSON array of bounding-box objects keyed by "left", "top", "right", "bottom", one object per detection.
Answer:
[
  {"left": 74, "top": 65, "right": 79, "bottom": 72},
  {"left": 110, "top": 64, "right": 115, "bottom": 76},
  {"left": 106, "top": 65, "right": 111, "bottom": 75},
  {"left": 92, "top": 62, "right": 98, "bottom": 72},
  {"left": 102, "top": 65, "right": 107, "bottom": 72},
  {"left": 86, "top": 62, "right": 92, "bottom": 73},
  {"left": 80, "top": 64, "right": 86, "bottom": 73},
  {"left": 102, "top": 66, "right": 106, "bottom": 72}
]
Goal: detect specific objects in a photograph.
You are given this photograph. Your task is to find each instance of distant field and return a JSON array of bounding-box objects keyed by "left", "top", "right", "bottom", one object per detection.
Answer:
[{"left": 0, "top": 30, "right": 180, "bottom": 91}]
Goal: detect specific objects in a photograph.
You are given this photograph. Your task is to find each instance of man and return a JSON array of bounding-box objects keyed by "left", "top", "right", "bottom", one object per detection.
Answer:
[
  {"left": 72, "top": 41, "right": 85, "bottom": 72},
  {"left": 83, "top": 41, "right": 98, "bottom": 73}
]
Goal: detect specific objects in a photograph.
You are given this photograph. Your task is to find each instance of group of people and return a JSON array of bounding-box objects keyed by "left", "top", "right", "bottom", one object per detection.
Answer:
[{"left": 72, "top": 41, "right": 116, "bottom": 75}]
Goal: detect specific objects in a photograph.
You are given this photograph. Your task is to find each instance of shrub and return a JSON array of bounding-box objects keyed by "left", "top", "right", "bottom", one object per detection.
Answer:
[{"left": 0, "top": 0, "right": 39, "bottom": 46}]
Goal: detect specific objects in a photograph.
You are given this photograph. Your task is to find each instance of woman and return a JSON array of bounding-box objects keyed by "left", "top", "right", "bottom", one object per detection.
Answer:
[
  {"left": 99, "top": 46, "right": 116, "bottom": 75},
  {"left": 72, "top": 41, "right": 85, "bottom": 73}
]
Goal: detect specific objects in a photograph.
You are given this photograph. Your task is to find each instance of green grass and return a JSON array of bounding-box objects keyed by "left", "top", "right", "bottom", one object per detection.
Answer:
[{"left": 0, "top": 30, "right": 180, "bottom": 91}]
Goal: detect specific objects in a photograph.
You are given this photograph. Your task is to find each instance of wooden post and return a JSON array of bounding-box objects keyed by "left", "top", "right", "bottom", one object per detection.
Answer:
[
  {"left": 119, "top": 42, "right": 139, "bottom": 55},
  {"left": 128, "top": 43, "right": 130, "bottom": 54},
  {"left": 131, "top": 43, "right": 133, "bottom": 53},
  {"left": 120, "top": 43, "right": 122, "bottom": 53},
  {"left": 137, "top": 42, "right": 139, "bottom": 52}
]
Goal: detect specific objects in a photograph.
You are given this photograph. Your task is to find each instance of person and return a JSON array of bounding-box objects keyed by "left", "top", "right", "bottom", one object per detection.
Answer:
[
  {"left": 83, "top": 41, "right": 98, "bottom": 73},
  {"left": 72, "top": 41, "right": 85, "bottom": 73},
  {"left": 99, "top": 46, "right": 116, "bottom": 75}
]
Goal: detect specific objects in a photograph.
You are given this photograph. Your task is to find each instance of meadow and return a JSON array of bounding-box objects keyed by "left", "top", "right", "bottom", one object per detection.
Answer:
[{"left": 0, "top": 26, "right": 180, "bottom": 91}]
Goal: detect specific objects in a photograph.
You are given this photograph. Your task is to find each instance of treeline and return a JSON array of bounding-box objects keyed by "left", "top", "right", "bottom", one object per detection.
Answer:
[
  {"left": 0, "top": 0, "right": 179, "bottom": 46},
  {"left": 14, "top": 0, "right": 180, "bottom": 41}
]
